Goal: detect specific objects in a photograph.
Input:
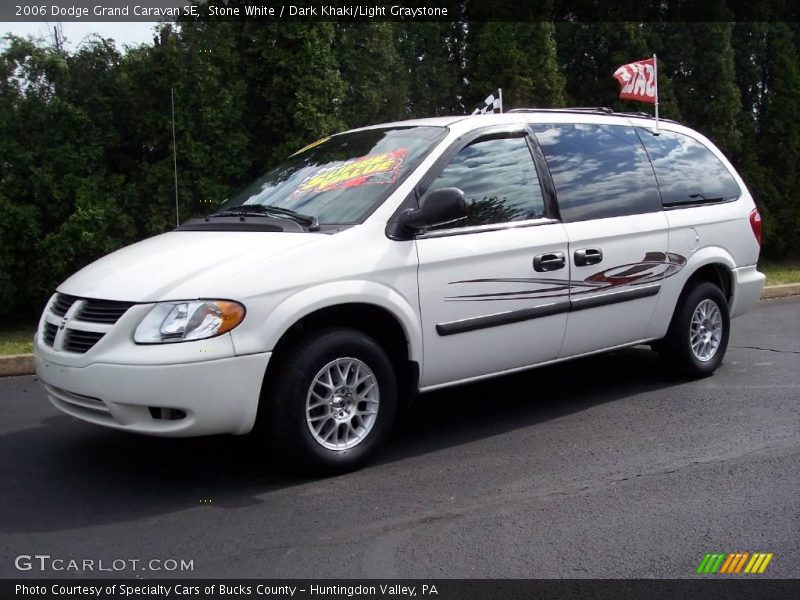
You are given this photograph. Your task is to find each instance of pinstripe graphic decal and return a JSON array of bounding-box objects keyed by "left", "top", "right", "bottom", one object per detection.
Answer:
[
  {"left": 443, "top": 252, "right": 686, "bottom": 302},
  {"left": 435, "top": 252, "right": 685, "bottom": 335}
]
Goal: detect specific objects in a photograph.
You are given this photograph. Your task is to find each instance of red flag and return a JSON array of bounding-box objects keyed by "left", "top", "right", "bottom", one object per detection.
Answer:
[{"left": 613, "top": 58, "right": 657, "bottom": 104}]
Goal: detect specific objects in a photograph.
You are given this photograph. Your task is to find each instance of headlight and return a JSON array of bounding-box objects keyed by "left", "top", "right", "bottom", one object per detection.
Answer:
[{"left": 134, "top": 300, "right": 245, "bottom": 344}]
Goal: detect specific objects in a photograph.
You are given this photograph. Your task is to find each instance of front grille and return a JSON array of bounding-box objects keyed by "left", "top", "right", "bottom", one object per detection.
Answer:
[
  {"left": 51, "top": 293, "right": 78, "bottom": 316},
  {"left": 42, "top": 322, "right": 58, "bottom": 346},
  {"left": 64, "top": 329, "right": 105, "bottom": 354},
  {"left": 51, "top": 293, "right": 134, "bottom": 324},
  {"left": 44, "top": 293, "right": 134, "bottom": 354},
  {"left": 77, "top": 299, "right": 135, "bottom": 324}
]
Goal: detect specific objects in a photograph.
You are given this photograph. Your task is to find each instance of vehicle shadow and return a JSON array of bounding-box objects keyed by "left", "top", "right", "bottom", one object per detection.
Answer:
[
  {"left": 383, "top": 346, "right": 679, "bottom": 463},
  {"left": 0, "top": 346, "right": 682, "bottom": 534}
]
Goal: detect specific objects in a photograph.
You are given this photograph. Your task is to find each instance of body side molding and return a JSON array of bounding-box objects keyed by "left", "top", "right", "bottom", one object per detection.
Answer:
[
  {"left": 436, "top": 284, "right": 661, "bottom": 336},
  {"left": 436, "top": 301, "right": 570, "bottom": 336},
  {"left": 570, "top": 283, "right": 661, "bottom": 312}
]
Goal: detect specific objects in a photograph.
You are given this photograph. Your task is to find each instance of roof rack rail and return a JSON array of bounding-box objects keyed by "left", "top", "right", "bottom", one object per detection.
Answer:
[
  {"left": 503, "top": 107, "right": 679, "bottom": 125},
  {"left": 614, "top": 111, "right": 654, "bottom": 118},
  {"left": 507, "top": 107, "right": 614, "bottom": 114},
  {"left": 614, "top": 111, "right": 679, "bottom": 124}
]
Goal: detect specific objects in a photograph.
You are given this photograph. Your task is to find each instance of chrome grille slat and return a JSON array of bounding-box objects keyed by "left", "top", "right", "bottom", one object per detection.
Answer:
[
  {"left": 76, "top": 299, "right": 134, "bottom": 324},
  {"left": 64, "top": 329, "right": 105, "bottom": 354},
  {"left": 77, "top": 317, "right": 122, "bottom": 324},
  {"left": 42, "top": 322, "right": 58, "bottom": 346},
  {"left": 51, "top": 293, "right": 78, "bottom": 317}
]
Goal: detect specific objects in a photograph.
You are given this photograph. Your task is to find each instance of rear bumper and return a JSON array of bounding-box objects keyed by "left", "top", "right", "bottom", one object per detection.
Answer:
[
  {"left": 35, "top": 352, "right": 271, "bottom": 436},
  {"left": 730, "top": 265, "right": 766, "bottom": 318}
]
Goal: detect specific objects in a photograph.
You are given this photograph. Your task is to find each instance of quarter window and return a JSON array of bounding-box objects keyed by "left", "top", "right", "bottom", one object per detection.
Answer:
[
  {"left": 532, "top": 123, "right": 661, "bottom": 221},
  {"left": 426, "top": 136, "right": 546, "bottom": 227},
  {"left": 636, "top": 128, "right": 741, "bottom": 207}
]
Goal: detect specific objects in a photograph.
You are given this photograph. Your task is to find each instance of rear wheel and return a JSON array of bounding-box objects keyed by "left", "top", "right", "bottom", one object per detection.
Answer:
[
  {"left": 659, "top": 282, "right": 730, "bottom": 379},
  {"left": 261, "top": 328, "right": 398, "bottom": 474}
]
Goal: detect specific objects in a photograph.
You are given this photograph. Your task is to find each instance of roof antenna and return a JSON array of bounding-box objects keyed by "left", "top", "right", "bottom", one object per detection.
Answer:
[{"left": 171, "top": 87, "right": 180, "bottom": 226}]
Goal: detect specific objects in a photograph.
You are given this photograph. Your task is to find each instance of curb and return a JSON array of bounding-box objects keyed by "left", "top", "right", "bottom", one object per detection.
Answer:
[
  {"left": 760, "top": 282, "right": 800, "bottom": 300},
  {"left": 1, "top": 284, "right": 799, "bottom": 378},
  {"left": 0, "top": 354, "right": 35, "bottom": 378}
]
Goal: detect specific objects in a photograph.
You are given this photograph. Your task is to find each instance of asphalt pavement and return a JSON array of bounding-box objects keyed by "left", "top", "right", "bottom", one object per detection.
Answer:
[{"left": 1, "top": 297, "right": 798, "bottom": 579}]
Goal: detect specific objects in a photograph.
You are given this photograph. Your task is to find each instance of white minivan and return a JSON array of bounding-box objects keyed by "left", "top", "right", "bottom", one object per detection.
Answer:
[{"left": 35, "top": 109, "right": 765, "bottom": 472}]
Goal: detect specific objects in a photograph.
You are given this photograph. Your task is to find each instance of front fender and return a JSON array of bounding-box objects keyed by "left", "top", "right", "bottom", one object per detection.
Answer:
[{"left": 234, "top": 280, "right": 423, "bottom": 364}]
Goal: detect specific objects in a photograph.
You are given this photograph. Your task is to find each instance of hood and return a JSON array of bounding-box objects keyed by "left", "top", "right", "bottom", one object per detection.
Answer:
[{"left": 58, "top": 231, "right": 318, "bottom": 302}]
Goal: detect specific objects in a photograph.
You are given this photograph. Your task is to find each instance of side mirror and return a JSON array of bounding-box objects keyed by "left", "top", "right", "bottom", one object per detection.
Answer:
[{"left": 397, "top": 187, "right": 468, "bottom": 235}]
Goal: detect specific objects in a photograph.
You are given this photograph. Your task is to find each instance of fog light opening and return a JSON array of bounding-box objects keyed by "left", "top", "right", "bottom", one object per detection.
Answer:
[{"left": 148, "top": 407, "right": 187, "bottom": 421}]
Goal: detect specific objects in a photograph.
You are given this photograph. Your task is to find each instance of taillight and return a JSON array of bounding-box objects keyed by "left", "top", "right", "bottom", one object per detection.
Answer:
[{"left": 749, "top": 208, "right": 762, "bottom": 246}]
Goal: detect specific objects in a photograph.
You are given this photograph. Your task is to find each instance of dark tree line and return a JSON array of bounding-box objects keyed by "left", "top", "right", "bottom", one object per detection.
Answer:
[{"left": 2, "top": 17, "right": 799, "bottom": 317}]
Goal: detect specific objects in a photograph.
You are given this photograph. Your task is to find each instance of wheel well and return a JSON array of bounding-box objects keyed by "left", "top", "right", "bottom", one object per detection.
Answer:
[
  {"left": 683, "top": 263, "right": 732, "bottom": 303},
  {"left": 265, "top": 303, "right": 419, "bottom": 404}
]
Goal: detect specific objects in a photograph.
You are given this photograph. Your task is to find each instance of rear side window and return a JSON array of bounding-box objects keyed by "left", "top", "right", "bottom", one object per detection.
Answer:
[
  {"left": 426, "top": 135, "right": 546, "bottom": 227},
  {"left": 531, "top": 123, "right": 661, "bottom": 221},
  {"left": 636, "top": 128, "right": 741, "bottom": 207}
]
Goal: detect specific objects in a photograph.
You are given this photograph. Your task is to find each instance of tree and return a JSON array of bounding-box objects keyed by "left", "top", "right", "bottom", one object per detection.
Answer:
[
  {"left": 467, "top": 22, "right": 565, "bottom": 110},
  {"left": 336, "top": 23, "right": 409, "bottom": 127},
  {"left": 655, "top": 20, "right": 743, "bottom": 157},
  {"left": 398, "top": 22, "right": 465, "bottom": 116},
  {"left": 234, "top": 22, "right": 346, "bottom": 169},
  {"left": 3, "top": 15, "right": 800, "bottom": 320},
  {"left": 0, "top": 37, "right": 135, "bottom": 315},
  {"left": 754, "top": 22, "right": 800, "bottom": 256}
]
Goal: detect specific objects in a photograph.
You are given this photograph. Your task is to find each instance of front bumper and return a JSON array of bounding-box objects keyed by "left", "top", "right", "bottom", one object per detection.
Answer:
[
  {"left": 36, "top": 352, "right": 271, "bottom": 436},
  {"left": 730, "top": 265, "right": 766, "bottom": 318}
]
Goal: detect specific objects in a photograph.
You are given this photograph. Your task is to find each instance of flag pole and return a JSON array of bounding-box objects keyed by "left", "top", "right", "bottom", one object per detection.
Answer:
[
  {"left": 498, "top": 88, "right": 503, "bottom": 113},
  {"left": 653, "top": 54, "right": 660, "bottom": 135}
]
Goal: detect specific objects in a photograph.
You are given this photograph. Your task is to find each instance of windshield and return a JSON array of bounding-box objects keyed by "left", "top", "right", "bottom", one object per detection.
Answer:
[{"left": 218, "top": 126, "right": 447, "bottom": 225}]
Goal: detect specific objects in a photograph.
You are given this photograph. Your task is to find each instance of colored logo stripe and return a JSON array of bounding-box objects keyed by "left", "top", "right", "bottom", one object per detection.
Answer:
[
  {"left": 697, "top": 552, "right": 773, "bottom": 574},
  {"left": 719, "top": 552, "right": 749, "bottom": 573},
  {"left": 745, "top": 553, "right": 773, "bottom": 574},
  {"left": 719, "top": 553, "right": 736, "bottom": 573},
  {"left": 696, "top": 553, "right": 726, "bottom": 574}
]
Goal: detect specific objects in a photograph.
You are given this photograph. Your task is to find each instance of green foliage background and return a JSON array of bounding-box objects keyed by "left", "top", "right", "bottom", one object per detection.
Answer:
[{"left": 2, "top": 16, "right": 799, "bottom": 318}]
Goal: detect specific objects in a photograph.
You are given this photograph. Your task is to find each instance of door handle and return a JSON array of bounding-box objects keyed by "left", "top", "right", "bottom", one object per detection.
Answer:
[
  {"left": 533, "top": 252, "right": 566, "bottom": 272},
  {"left": 574, "top": 248, "right": 603, "bottom": 266}
]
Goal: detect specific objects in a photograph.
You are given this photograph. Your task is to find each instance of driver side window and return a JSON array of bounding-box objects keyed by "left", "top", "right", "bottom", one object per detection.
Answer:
[{"left": 427, "top": 135, "right": 546, "bottom": 228}]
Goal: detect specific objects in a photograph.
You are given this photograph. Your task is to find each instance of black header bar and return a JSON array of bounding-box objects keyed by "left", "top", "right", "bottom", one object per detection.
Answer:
[{"left": 1, "top": 0, "right": 798, "bottom": 23}]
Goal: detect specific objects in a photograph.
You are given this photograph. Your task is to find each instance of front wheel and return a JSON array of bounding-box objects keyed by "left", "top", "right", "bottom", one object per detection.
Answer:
[
  {"left": 261, "top": 328, "right": 398, "bottom": 474},
  {"left": 658, "top": 281, "right": 730, "bottom": 379}
]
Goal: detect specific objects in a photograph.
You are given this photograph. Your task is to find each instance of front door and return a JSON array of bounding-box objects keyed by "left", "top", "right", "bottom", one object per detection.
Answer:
[{"left": 415, "top": 128, "right": 571, "bottom": 388}]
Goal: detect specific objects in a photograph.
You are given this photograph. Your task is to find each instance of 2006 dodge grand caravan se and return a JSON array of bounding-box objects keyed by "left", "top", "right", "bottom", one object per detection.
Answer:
[{"left": 35, "top": 109, "right": 766, "bottom": 472}]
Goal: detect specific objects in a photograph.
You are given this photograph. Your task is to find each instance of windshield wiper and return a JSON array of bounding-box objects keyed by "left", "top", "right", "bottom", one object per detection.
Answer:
[{"left": 210, "top": 205, "right": 320, "bottom": 231}]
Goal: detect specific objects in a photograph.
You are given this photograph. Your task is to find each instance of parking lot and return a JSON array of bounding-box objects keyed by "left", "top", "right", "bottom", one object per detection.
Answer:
[{"left": 1, "top": 297, "right": 798, "bottom": 579}]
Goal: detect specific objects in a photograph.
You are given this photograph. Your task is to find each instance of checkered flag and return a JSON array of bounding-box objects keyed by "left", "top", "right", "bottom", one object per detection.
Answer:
[{"left": 471, "top": 88, "right": 503, "bottom": 114}]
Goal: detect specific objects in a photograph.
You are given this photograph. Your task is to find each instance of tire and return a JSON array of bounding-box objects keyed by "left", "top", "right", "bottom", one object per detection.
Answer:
[
  {"left": 260, "top": 327, "right": 398, "bottom": 474},
  {"left": 659, "top": 281, "right": 730, "bottom": 379}
]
